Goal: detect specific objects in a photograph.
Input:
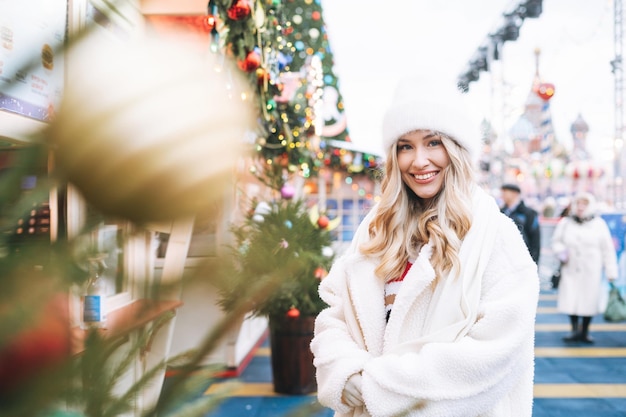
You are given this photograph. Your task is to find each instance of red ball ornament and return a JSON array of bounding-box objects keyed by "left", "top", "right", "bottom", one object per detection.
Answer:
[
  {"left": 317, "top": 215, "right": 330, "bottom": 229},
  {"left": 286, "top": 307, "right": 300, "bottom": 318},
  {"left": 311, "top": 11, "right": 321, "bottom": 20},
  {"left": 227, "top": 0, "right": 251, "bottom": 20},
  {"left": 536, "top": 83, "right": 555, "bottom": 101},
  {"left": 314, "top": 266, "right": 327, "bottom": 279},
  {"left": 0, "top": 294, "right": 71, "bottom": 393},
  {"left": 237, "top": 50, "right": 261, "bottom": 72}
]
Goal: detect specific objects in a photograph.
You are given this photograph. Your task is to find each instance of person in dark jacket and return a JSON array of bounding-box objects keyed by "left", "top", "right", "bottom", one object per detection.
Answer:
[{"left": 500, "top": 183, "right": 541, "bottom": 264}]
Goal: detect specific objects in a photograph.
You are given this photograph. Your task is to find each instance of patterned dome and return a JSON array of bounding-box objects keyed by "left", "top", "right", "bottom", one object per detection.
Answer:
[{"left": 570, "top": 113, "right": 589, "bottom": 134}]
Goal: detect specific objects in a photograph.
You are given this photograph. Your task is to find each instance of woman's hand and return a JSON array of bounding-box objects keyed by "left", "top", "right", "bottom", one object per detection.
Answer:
[{"left": 341, "top": 373, "right": 364, "bottom": 407}]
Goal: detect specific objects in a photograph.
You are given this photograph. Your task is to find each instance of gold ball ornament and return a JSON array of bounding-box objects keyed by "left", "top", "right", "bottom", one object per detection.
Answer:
[{"left": 47, "top": 33, "right": 256, "bottom": 222}]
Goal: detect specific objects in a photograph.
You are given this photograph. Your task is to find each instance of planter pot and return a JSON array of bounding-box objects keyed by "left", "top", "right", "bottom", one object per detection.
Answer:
[{"left": 268, "top": 315, "right": 317, "bottom": 395}]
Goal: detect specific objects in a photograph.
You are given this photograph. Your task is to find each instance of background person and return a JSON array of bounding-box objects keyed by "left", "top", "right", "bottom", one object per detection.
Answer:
[
  {"left": 310, "top": 80, "right": 539, "bottom": 417},
  {"left": 551, "top": 191, "right": 618, "bottom": 343},
  {"left": 500, "top": 183, "right": 541, "bottom": 264}
]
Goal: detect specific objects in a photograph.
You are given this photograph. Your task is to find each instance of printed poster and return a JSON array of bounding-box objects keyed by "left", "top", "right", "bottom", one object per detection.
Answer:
[{"left": 0, "top": 0, "right": 67, "bottom": 122}]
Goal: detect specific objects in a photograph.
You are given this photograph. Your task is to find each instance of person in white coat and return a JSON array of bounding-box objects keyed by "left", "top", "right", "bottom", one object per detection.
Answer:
[
  {"left": 310, "top": 79, "right": 540, "bottom": 417},
  {"left": 551, "top": 191, "right": 618, "bottom": 344}
]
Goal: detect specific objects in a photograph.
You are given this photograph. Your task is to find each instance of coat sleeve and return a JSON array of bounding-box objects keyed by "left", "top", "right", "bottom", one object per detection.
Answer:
[
  {"left": 527, "top": 209, "right": 541, "bottom": 263},
  {"left": 360, "top": 220, "right": 539, "bottom": 417},
  {"left": 599, "top": 218, "right": 619, "bottom": 280},
  {"left": 310, "top": 255, "right": 374, "bottom": 414},
  {"left": 551, "top": 218, "right": 568, "bottom": 261},
  {"left": 311, "top": 204, "right": 379, "bottom": 414}
]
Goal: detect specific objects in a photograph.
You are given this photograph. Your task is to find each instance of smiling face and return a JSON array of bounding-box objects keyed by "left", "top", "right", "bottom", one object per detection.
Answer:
[{"left": 396, "top": 130, "right": 450, "bottom": 201}]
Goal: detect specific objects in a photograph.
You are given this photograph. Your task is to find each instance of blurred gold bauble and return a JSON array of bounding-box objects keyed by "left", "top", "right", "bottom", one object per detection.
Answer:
[{"left": 47, "top": 32, "right": 257, "bottom": 222}]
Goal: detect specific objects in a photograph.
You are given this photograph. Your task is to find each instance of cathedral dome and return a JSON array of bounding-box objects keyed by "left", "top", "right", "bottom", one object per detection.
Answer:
[{"left": 570, "top": 113, "right": 589, "bottom": 135}]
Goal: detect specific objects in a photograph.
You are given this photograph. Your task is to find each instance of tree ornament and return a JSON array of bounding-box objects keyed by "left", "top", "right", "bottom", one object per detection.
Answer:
[
  {"left": 322, "top": 246, "right": 334, "bottom": 258},
  {"left": 0, "top": 294, "right": 71, "bottom": 393},
  {"left": 276, "top": 52, "right": 292, "bottom": 71},
  {"left": 254, "top": 201, "right": 272, "bottom": 215},
  {"left": 286, "top": 307, "right": 301, "bottom": 318},
  {"left": 280, "top": 183, "right": 296, "bottom": 199},
  {"left": 206, "top": 14, "right": 217, "bottom": 31},
  {"left": 252, "top": 202, "right": 270, "bottom": 222},
  {"left": 314, "top": 266, "right": 327, "bottom": 279},
  {"left": 308, "top": 28, "right": 320, "bottom": 39},
  {"left": 227, "top": 0, "right": 251, "bottom": 20},
  {"left": 256, "top": 67, "right": 270, "bottom": 85},
  {"left": 238, "top": 50, "right": 261, "bottom": 72},
  {"left": 536, "top": 82, "right": 555, "bottom": 101},
  {"left": 317, "top": 215, "right": 329, "bottom": 229},
  {"left": 48, "top": 34, "right": 254, "bottom": 222}
]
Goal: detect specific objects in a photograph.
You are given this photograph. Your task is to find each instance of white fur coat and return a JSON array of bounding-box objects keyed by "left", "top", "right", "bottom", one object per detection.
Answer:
[
  {"left": 310, "top": 187, "right": 540, "bottom": 417},
  {"left": 551, "top": 216, "right": 618, "bottom": 316}
]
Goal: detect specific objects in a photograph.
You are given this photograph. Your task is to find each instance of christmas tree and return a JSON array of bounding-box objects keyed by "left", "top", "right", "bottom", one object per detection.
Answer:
[{"left": 210, "top": 0, "right": 381, "bottom": 184}]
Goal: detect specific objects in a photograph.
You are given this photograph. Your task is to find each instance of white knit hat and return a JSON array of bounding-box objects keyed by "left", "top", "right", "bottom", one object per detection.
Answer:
[{"left": 381, "top": 78, "right": 479, "bottom": 157}]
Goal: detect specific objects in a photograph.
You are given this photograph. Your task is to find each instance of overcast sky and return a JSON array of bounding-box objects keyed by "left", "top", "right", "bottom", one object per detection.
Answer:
[{"left": 320, "top": 0, "right": 615, "bottom": 162}]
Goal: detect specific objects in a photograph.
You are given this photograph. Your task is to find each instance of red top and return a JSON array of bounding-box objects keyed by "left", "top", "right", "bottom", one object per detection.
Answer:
[{"left": 389, "top": 261, "right": 413, "bottom": 283}]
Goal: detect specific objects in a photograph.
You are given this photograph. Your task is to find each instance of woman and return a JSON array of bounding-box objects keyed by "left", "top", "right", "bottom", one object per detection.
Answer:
[
  {"left": 310, "top": 81, "right": 540, "bottom": 417},
  {"left": 551, "top": 192, "right": 617, "bottom": 343}
]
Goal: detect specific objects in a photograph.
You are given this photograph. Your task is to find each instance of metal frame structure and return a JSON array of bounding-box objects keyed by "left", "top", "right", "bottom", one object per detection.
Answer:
[
  {"left": 457, "top": 0, "right": 543, "bottom": 93},
  {"left": 612, "top": 0, "right": 624, "bottom": 208}
]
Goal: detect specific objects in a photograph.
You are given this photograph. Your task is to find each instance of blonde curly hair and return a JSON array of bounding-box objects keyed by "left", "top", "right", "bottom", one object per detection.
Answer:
[{"left": 360, "top": 131, "right": 475, "bottom": 282}]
